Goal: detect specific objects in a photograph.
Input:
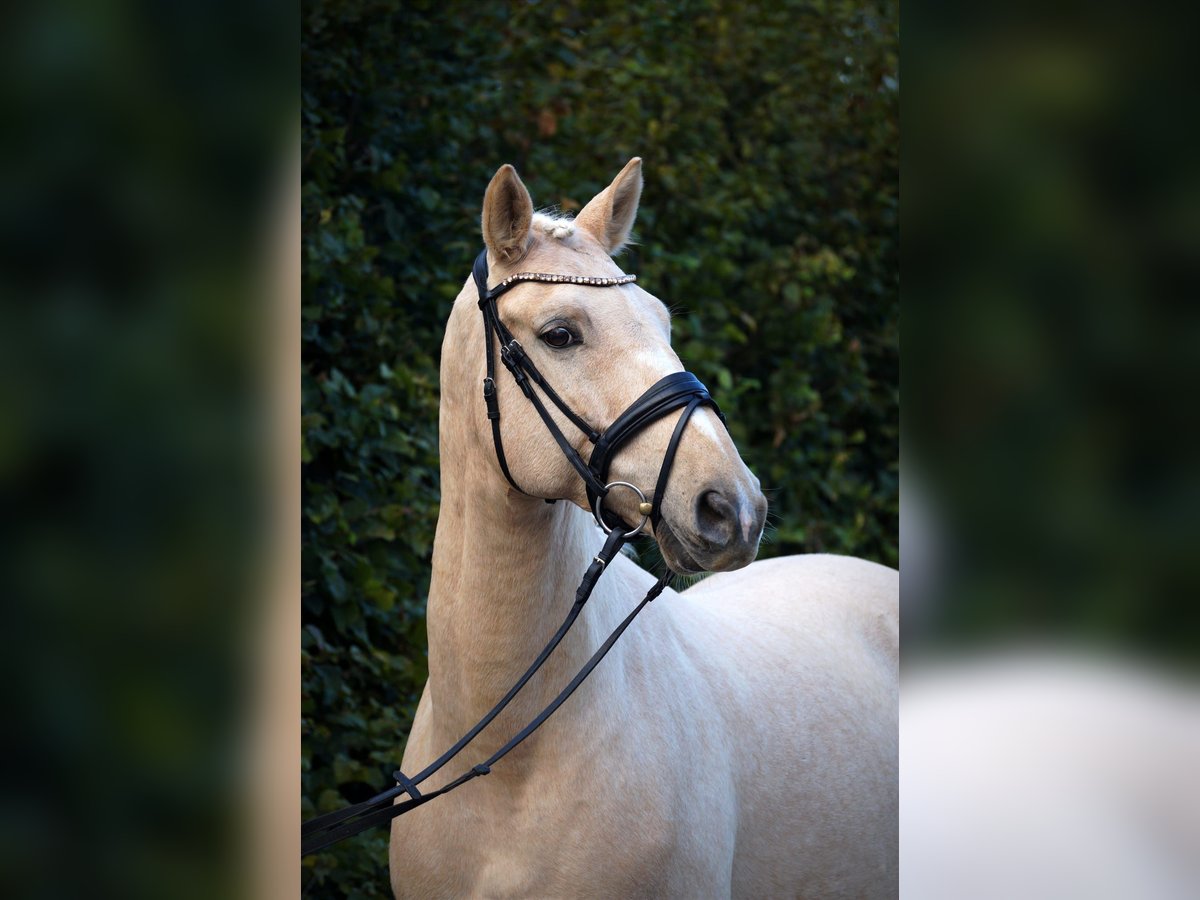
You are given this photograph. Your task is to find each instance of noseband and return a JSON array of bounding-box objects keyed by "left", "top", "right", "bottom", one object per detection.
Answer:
[
  {"left": 302, "top": 248, "right": 730, "bottom": 858},
  {"left": 473, "top": 248, "right": 725, "bottom": 534}
]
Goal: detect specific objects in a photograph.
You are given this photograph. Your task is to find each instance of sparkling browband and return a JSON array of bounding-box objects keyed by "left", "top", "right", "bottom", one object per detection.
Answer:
[{"left": 496, "top": 272, "right": 637, "bottom": 289}]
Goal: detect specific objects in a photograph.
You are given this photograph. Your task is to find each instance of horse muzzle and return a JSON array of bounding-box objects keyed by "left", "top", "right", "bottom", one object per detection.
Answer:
[{"left": 656, "top": 481, "right": 768, "bottom": 574}]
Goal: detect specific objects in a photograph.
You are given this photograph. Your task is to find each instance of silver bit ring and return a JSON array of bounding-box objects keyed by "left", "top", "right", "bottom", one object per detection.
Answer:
[{"left": 593, "top": 481, "right": 649, "bottom": 538}]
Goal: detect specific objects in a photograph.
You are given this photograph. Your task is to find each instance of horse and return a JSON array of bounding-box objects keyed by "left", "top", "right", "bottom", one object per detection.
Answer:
[{"left": 388, "top": 158, "right": 898, "bottom": 898}]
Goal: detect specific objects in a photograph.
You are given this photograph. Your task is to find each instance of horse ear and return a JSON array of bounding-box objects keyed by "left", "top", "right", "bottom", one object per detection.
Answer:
[
  {"left": 482, "top": 164, "right": 534, "bottom": 263},
  {"left": 575, "top": 157, "right": 643, "bottom": 255}
]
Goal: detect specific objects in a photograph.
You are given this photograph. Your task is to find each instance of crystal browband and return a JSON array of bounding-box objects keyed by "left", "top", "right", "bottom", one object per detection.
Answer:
[{"left": 496, "top": 272, "right": 637, "bottom": 289}]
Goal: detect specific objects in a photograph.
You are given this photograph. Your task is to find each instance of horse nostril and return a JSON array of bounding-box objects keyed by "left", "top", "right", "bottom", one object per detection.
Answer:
[{"left": 695, "top": 490, "right": 737, "bottom": 549}]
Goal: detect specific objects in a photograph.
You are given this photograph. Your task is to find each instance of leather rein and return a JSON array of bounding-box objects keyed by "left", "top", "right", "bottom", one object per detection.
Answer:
[{"left": 301, "top": 249, "right": 724, "bottom": 857}]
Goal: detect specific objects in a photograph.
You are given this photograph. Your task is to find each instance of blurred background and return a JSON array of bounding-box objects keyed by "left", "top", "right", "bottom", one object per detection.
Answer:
[
  {"left": 904, "top": 6, "right": 1200, "bottom": 663},
  {"left": 902, "top": 4, "right": 1200, "bottom": 898},
  {"left": 0, "top": 0, "right": 293, "bottom": 898},
  {"left": 300, "top": 1, "right": 897, "bottom": 894}
]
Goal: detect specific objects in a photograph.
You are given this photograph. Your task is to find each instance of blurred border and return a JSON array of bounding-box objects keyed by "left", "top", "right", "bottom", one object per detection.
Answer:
[
  {"left": 904, "top": 2, "right": 1200, "bottom": 664},
  {"left": 0, "top": 1, "right": 294, "bottom": 896},
  {"left": 253, "top": 152, "right": 302, "bottom": 898},
  {"left": 903, "top": 2, "right": 1200, "bottom": 895}
]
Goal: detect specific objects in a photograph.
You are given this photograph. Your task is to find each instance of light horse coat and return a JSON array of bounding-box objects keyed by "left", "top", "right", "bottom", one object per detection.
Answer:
[{"left": 389, "top": 159, "right": 897, "bottom": 898}]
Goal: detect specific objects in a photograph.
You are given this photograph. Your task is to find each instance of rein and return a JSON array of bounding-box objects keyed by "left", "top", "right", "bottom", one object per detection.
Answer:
[{"left": 301, "top": 249, "right": 724, "bottom": 857}]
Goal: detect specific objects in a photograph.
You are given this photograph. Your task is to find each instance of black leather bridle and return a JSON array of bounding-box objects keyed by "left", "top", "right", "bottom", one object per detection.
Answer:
[
  {"left": 301, "top": 249, "right": 726, "bottom": 858},
  {"left": 473, "top": 248, "right": 725, "bottom": 533}
]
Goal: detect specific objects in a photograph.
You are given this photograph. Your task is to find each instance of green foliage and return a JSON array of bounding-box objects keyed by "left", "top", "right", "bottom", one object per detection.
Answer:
[{"left": 302, "top": 0, "right": 897, "bottom": 893}]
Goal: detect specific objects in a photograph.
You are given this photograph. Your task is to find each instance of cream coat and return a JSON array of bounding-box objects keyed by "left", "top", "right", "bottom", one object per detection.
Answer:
[{"left": 389, "top": 161, "right": 898, "bottom": 898}]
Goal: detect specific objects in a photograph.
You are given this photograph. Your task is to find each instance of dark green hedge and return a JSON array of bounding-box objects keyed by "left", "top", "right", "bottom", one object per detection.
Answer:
[{"left": 302, "top": 1, "right": 897, "bottom": 893}]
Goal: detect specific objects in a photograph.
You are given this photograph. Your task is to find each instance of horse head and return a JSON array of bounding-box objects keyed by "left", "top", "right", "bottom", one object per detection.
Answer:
[{"left": 448, "top": 158, "right": 767, "bottom": 574}]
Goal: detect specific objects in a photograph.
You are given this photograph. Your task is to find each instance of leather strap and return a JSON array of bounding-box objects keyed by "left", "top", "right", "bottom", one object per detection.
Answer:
[
  {"left": 585, "top": 372, "right": 724, "bottom": 524},
  {"left": 302, "top": 248, "right": 729, "bottom": 857},
  {"left": 651, "top": 396, "right": 703, "bottom": 526},
  {"left": 476, "top": 251, "right": 608, "bottom": 498},
  {"left": 301, "top": 531, "right": 673, "bottom": 857},
  {"left": 473, "top": 250, "right": 725, "bottom": 525}
]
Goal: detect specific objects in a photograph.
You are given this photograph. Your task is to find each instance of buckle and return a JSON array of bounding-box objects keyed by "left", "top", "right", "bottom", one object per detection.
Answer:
[{"left": 501, "top": 340, "right": 525, "bottom": 364}]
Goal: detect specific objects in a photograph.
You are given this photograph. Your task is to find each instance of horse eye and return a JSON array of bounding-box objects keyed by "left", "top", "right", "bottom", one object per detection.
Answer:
[{"left": 540, "top": 326, "right": 577, "bottom": 349}]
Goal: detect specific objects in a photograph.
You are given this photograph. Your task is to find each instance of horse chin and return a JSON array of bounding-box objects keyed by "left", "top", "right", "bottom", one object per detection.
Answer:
[
  {"left": 655, "top": 518, "right": 755, "bottom": 575},
  {"left": 655, "top": 523, "right": 706, "bottom": 576}
]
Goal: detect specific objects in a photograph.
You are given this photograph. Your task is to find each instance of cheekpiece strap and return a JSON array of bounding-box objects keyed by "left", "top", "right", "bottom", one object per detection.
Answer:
[
  {"left": 473, "top": 249, "right": 636, "bottom": 500},
  {"left": 473, "top": 248, "right": 727, "bottom": 534}
]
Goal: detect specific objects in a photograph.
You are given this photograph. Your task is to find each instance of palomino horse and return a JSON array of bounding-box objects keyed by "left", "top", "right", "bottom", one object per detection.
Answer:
[{"left": 389, "top": 159, "right": 898, "bottom": 898}]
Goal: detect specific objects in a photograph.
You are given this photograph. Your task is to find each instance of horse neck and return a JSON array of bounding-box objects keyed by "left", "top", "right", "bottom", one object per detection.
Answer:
[{"left": 424, "top": 402, "right": 619, "bottom": 756}]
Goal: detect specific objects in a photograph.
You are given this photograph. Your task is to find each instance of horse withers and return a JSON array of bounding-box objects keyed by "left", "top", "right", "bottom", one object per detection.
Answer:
[{"left": 389, "top": 159, "right": 898, "bottom": 898}]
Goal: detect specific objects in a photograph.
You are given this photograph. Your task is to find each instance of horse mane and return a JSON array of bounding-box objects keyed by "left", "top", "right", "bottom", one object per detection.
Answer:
[
  {"left": 530, "top": 209, "right": 638, "bottom": 256},
  {"left": 532, "top": 210, "right": 577, "bottom": 243}
]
